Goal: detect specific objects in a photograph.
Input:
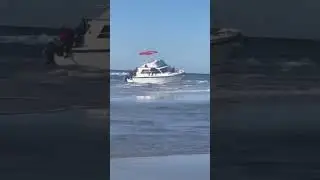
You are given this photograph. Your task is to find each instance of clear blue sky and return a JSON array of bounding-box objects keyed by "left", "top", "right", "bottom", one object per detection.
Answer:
[{"left": 110, "top": 0, "right": 210, "bottom": 74}]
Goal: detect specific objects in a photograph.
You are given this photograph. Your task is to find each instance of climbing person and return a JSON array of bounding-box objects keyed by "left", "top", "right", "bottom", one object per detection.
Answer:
[
  {"left": 59, "top": 26, "right": 75, "bottom": 57},
  {"left": 75, "top": 18, "right": 89, "bottom": 47}
]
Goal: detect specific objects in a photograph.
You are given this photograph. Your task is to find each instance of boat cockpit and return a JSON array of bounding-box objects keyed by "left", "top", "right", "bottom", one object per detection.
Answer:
[{"left": 135, "top": 60, "right": 176, "bottom": 75}]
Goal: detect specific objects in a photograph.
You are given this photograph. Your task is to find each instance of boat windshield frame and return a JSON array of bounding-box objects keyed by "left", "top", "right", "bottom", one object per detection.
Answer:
[
  {"left": 155, "top": 59, "right": 168, "bottom": 68},
  {"left": 158, "top": 66, "right": 170, "bottom": 73}
]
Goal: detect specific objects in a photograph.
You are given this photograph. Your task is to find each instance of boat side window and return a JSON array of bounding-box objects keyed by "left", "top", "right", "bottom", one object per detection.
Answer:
[
  {"left": 97, "top": 25, "right": 110, "bottom": 38},
  {"left": 160, "top": 67, "right": 169, "bottom": 73},
  {"left": 141, "top": 70, "right": 151, "bottom": 74},
  {"left": 150, "top": 68, "right": 161, "bottom": 74}
]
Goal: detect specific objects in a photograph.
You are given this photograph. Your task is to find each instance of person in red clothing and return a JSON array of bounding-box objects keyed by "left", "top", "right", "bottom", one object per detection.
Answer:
[
  {"left": 59, "top": 27, "right": 68, "bottom": 42},
  {"left": 59, "top": 26, "right": 75, "bottom": 57}
]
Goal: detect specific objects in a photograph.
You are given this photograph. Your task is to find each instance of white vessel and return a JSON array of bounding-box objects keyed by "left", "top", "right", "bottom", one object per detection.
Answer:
[
  {"left": 211, "top": 28, "right": 243, "bottom": 65},
  {"left": 211, "top": 28, "right": 242, "bottom": 45},
  {"left": 0, "top": 0, "right": 107, "bottom": 28},
  {"left": 54, "top": 10, "right": 109, "bottom": 70},
  {"left": 125, "top": 51, "right": 185, "bottom": 84},
  {"left": 213, "top": 0, "right": 320, "bottom": 40}
]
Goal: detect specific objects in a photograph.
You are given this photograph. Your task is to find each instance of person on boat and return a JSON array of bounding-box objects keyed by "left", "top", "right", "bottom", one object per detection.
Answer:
[
  {"left": 150, "top": 68, "right": 158, "bottom": 76},
  {"left": 128, "top": 70, "right": 133, "bottom": 78},
  {"left": 74, "top": 17, "right": 88, "bottom": 46},
  {"left": 133, "top": 67, "right": 138, "bottom": 76},
  {"left": 77, "top": 17, "right": 89, "bottom": 35},
  {"left": 59, "top": 26, "right": 75, "bottom": 57}
]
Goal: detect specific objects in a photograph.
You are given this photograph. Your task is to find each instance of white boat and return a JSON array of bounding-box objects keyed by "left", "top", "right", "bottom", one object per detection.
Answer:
[
  {"left": 211, "top": 28, "right": 242, "bottom": 45},
  {"left": 211, "top": 28, "right": 243, "bottom": 66},
  {"left": 54, "top": 10, "right": 109, "bottom": 70},
  {"left": 125, "top": 51, "right": 185, "bottom": 84}
]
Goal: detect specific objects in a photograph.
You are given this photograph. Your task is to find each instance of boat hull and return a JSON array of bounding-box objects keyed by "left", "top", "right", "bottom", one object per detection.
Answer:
[
  {"left": 127, "top": 73, "right": 185, "bottom": 84},
  {"left": 55, "top": 51, "right": 109, "bottom": 70}
]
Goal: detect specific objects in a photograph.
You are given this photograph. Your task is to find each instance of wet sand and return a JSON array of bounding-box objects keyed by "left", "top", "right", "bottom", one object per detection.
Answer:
[{"left": 0, "top": 61, "right": 109, "bottom": 179}]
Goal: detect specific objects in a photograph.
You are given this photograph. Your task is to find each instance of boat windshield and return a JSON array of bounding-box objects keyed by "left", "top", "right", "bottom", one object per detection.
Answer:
[
  {"left": 159, "top": 67, "right": 169, "bottom": 73},
  {"left": 155, "top": 60, "right": 168, "bottom": 68},
  {"left": 150, "top": 68, "right": 161, "bottom": 74},
  {"left": 140, "top": 68, "right": 161, "bottom": 74}
]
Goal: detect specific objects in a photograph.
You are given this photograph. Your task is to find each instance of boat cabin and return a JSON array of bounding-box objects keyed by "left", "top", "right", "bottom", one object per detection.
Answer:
[
  {"left": 54, "top": 9, "right": 109, "bottom": 70},
  {"left": 135, "top": 60, "right": 174, "bottom": 76}
]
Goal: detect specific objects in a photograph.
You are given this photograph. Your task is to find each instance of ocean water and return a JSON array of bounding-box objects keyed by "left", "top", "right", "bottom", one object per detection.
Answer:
[
  {"left": 111, "top": 154, "right": 210, "bottom": 180},
  {"left": 110, "top": 71, "right": 210, "bottom": 158},
  {"left": 214, "top": 37, "right": 320, "bottom": 179}
]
